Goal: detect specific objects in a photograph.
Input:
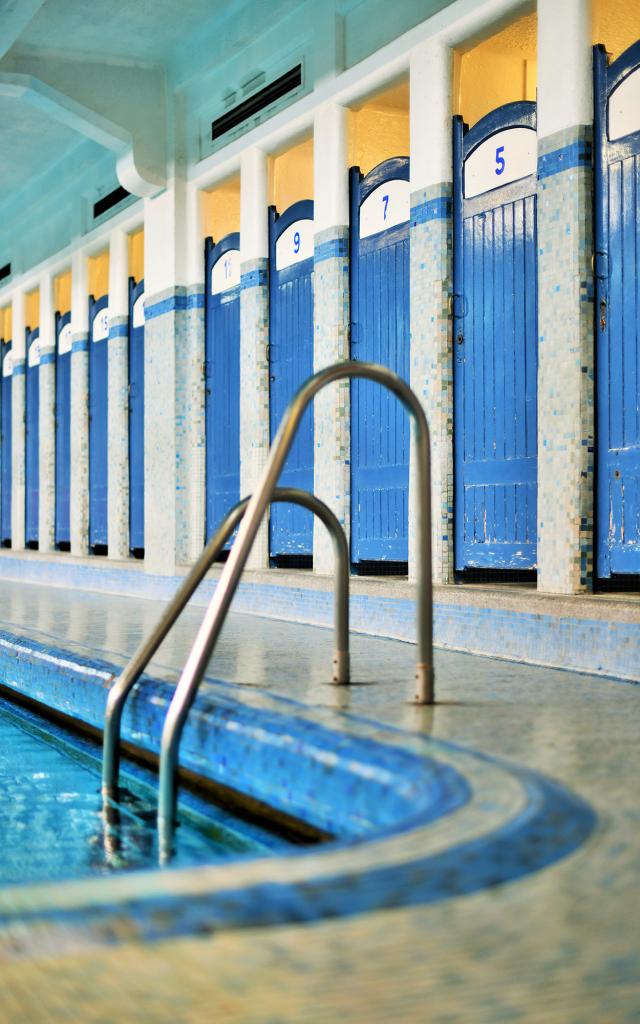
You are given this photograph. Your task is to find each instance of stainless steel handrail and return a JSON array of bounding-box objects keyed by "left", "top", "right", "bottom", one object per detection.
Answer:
[
  {"left": 101, "top": 486, "right": 350, "bottom": 798},
  {"left": 158, "top": 360, "right": 433, "bottom": 859}
]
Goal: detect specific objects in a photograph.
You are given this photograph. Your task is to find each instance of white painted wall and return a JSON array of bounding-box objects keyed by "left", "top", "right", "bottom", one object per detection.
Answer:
[
  {"left": 313, "top": 103, "right": 349, "bottom": 232},
  {"left": 538, "top": 0, "right": 593, "bottom": 137}
]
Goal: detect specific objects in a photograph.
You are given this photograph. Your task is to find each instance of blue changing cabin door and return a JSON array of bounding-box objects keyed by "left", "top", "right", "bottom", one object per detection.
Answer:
[
  {"left": 594, "top": 41, "right": 640, "bottom": 577},
  {"left": 129, "top": 278, "right": 145, "bottom": 554},
  {"left": 453, "top": 103, "right": 538, "bottom": 571},
  {"left": 25, "top": 326, "right": 40, "bottom": 546},
  {"left": 1, "top": 341, "right": 12, "bottom": 545},
  {"left": 54, "top": 312, "right": 72, "bottom": 547},
  {"left": 89, "top": 294, "right": 109, "bottom": 550},
  {"left": 268, "top": 201, "right": 314, "bottom": 560},
  {"left": 350, "top": 157, "right": 410, "bottom": 566},
  {"left": 205, "top": 234, "right": 241, "bottom": 544}
]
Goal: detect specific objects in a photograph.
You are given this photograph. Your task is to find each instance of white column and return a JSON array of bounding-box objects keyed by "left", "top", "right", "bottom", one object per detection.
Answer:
[
  {"left": 537, "top": 0, "right": 594, "bottom": 593},
  {"left": 409, "top": 38, "right": 454, "bottom": 585},
  {"left": 38, "top": 272, "right": 56, "bottom": 552},
  {"left": 313, "top": 102, "right": 350, "bottom": 575},
  {"left": 70, "top": 248, "right": 89, "bottom": 556},
  {"left": 239, "top": 147, "right": 270, "bottom": 570},
  {"left": 537, "top": 0, "right": 592, "bottom": 139},
  {"left": 107, "top": 227, "right": 130, "bottom": 560},
  {"left": 10, "top": 288, "right": 25, "bottom": 551}
]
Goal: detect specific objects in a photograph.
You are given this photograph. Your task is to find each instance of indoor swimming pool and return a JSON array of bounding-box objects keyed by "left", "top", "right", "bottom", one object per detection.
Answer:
[{"left": 0, "top": 697, "right": 291, "bottom": 887}]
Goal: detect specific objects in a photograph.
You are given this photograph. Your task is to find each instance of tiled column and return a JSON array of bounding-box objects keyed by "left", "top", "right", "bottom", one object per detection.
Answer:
[
  {"left": 177, "top": 182, "right": 206, "bottom": 565},
  {"left": 107, "top": 228, "right": 130, "bottom": 561},
  {"left": 143, "top": 181, "right": 188, "bottom": 576},
  {"left": 70, "top": 249, "right": 90, "bottom": 556},
  {"left": 38, "top": 273, "right": 56, "bottom": 553},
  {"left": 239, "top": 147, "right": 270, "bottom": 570},
  {"left": 537, "top": 0, "right": 594, "bottom": 593},
  {"left": 409, "top": 38, "right": 454, "bottom": 585},
  {"left": 313, "top": 102, "right": 350, "bottom": 576},
  {"left": 10, "top": 289, "right": 25, "bottom": 551}
]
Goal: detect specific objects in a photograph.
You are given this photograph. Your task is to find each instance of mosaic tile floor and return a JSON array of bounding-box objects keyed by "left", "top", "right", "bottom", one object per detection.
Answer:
[{"left": 0, "top": 578, "right": 638, "bottom": 1022}]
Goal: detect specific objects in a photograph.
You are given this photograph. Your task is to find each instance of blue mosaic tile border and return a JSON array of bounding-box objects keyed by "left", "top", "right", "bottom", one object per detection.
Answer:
[
  {"left": 411, "top": 195, "right": 452, "bottom": 225},
  {"left": 0, "top": 626, "right": 595, "bottom": 950},
  {"left": 2, "top": 769, "right": 592, "bottom": 946},
  {"left": 538, "top": 140, "right": 592, "bottom": 180},
  {"left": 71, "top": 337, "right": 88, "bottom": 353},
  {"left": 0, "top": 555, "right": 636, "bottom": 681},
  {"left": 0, "top": 629, "right": 468, "bottom": 841},
  {"left": 145, "top": 289, "right": 188, "bottom": 321},
  {"left": 314, "top": 236, "right": 349, "bottom": 262},
  {"left": 241, "top": 268, "right": 268, "bottom": 290}
]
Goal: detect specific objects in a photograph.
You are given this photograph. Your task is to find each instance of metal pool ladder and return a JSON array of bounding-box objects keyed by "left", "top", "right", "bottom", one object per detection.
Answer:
[
  {"left": 103, "top": 360, "right": 434, "bottom": 859},
  {"left": 102, "top": 486, "right": 350, "bottom": 796}
]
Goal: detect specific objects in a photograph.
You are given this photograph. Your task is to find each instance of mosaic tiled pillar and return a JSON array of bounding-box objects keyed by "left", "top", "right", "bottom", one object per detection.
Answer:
[
  {"left": 11, "top": 362, "right": 25, "bottom": 552},
  {"left": 143, "top": 288, "right": 185, "bottom": 576},
  {"left": 107, "top": 229, "right": 130, "bottom": 561},
  {"left": 536, "top": 0, "right": 594, "bottom": 593},
  {"left": 409, "top": 39, "right": 454, "bottom": 584},
  {"left": 38, "top": 275, "right": 56, "bottom": 553},
  {"left": 10, "top": 290, "right": 25, "bottom": 550},
  {"left": 537, "top": 128, "right": 594, "bottom": 593},
  {"left": 69, "top": 337, "right": 89, "bottom": 555},
  {"left": 409, "top": 186, "right": 453, "bottom": 585},
  {"left": 70, "top": 251, "right": 89, "bottom": 556},
  {"left": 107, "top": 314, "right": 129, "bottom": 560},
  {"left": 313, "top": 227, "right": 350, "bottom": 575},
  {"left": 313, "top": 103, "right": 350, "bottom": 576},
  {"left": 175, "top": 285, "right": 205, "bottom": 565},
  {"left": 239, "top": 261, "right": 269, "bottom": 569}
]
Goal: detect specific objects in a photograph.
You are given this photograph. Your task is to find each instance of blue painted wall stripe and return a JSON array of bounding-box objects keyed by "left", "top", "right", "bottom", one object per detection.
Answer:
[
  {"left": 71, "top": 338, "right": 88, "bottom": 353},
  {"left": 12, "top": 361, "right": 25, "bottom": 376},
  {"left": 108, "top": 324, "right": 129, "bottom": 340},
  {"left": 40, "top": 353, "right": 56, "bottom": 366}
]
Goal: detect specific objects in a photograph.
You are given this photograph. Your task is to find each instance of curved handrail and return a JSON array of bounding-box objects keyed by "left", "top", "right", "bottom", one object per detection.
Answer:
[
  {"left": 158, "top": 360, "right": 433, "bottom": 859},
  {"left": 101, "top": 486, "right": 350, "bottom": 798}
]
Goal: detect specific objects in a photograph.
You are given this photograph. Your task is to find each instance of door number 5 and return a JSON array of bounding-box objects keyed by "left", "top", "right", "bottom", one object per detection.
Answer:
[{"left": 495, "top": 146, "right": 506, "bottom": 176}]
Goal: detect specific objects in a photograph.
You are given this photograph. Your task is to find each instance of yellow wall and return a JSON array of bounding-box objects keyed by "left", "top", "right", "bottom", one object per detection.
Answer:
[
  {"left": 593, "top": 0, "right": 640, "bottom": 59},
  {"left": 1, "top": 306, "right": 11, "bottom": 343},
  {"left": 25, "top": 289, "right": 40, "bottom": 332},
  {"left": 202, "top": 177, "right": 241, "bottom": 242},
  {"left": 456, "top": 11, "right": 537, "bottom": 127},
  {"left": 270, "top": 136, "right": 314, "bottom": 212},
  {"left": 88, "top": 250, "right": 109, "bottom": 299},
  {"left": 54, "top": 271, "right": 71, "bottom": 316},
  {"left": 349, "top": 81, "right": 409, "bottom": 174},
  {"left": 128, "top": 229, "right": 144, "bottom": 283}
]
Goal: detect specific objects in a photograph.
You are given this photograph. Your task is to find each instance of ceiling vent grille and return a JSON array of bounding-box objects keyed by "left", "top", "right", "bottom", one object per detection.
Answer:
[
  {"left": 211, "top": 64, "right": 302, "bottom": 141},
  {"left": 93, "top": 186, "right": 131, "bottom": 220}
]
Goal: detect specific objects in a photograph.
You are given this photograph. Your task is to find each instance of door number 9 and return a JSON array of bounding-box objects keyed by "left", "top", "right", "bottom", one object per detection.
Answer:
[
  {"left": 495, "top": 146, "right": 506, "bottom": 176},
  {"left": 293, "top": 230, "right": 301, "bottom": 254}
]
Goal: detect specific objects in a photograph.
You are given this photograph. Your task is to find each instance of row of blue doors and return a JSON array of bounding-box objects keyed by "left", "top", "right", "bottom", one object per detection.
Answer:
[
  {"left": 4, "top": 286, "right": 145, "bottom": 553},
  {"left": 204, "top": 38, "right": 640, "bottom": 578}
]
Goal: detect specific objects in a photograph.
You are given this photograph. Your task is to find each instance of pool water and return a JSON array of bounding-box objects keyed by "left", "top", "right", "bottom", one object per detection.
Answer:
[{"left": 0, "top": 698, "right": 292, "bottom": 886}]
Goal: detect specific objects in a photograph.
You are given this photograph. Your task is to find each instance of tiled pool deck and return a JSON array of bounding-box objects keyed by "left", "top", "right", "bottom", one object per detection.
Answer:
[{"left": 0, "top": 578, "right": 638, "bottom": 1022}]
